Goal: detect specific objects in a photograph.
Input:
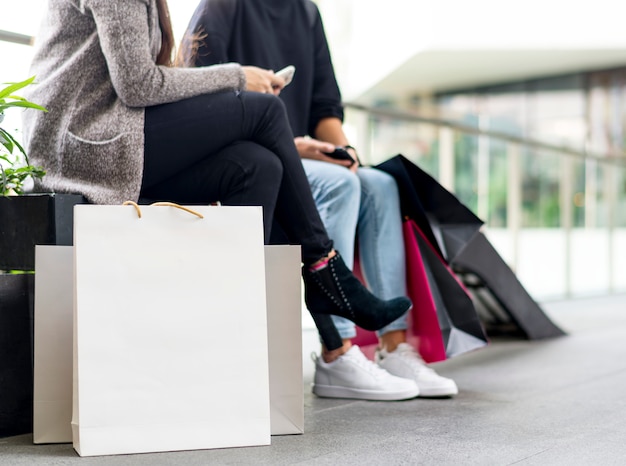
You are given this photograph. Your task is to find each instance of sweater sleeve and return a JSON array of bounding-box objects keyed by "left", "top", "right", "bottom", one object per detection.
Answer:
[
  {"left": 84, "top": 0, "right": 246, "bottom": 107},
  {"left": 308, "top": 4, "right": 344, "bottom": 137}
]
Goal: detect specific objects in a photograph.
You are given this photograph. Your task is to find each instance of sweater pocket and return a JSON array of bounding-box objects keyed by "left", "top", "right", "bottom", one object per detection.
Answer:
[{"left": 61, "top": 130, "right": 144, "bottom": 198}]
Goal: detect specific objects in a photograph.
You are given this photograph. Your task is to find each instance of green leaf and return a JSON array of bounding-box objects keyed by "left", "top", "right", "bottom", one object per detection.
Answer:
[
  {"left": 0, "top": 76, "right": 47, "bottom": 195},
  {"left": 0, "top": 100, "right": 47, "bottom": 113},
  {"left": 0, "top": 127, "right": 15, "bottom": 154},
  {"left": 0, "top": 127, "right": 26, "bottom": 157},
  {"left": 0, "top": 76, "right": 36, "bottom": 100},
  {"left": 0, "top": 163, "right": 45, "bottom": 196}
]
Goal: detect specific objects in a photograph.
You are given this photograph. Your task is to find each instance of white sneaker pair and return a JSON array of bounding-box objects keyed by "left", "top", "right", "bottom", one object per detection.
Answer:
[{"left": 312, "top": 344, "right": 457, "bottom": 401}]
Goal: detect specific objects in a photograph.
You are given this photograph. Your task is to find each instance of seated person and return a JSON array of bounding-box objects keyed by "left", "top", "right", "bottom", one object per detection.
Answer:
[
  {"left": 180, "top": 0, "right": 458, "bottom": 399},
  {"left": 22, "top": 0, "right": 416, "bottom": 394}
]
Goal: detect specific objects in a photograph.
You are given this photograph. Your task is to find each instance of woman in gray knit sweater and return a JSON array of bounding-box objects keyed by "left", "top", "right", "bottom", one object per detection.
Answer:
[{"left": 22, "top": 0, "right": 412, "bottom": 352}]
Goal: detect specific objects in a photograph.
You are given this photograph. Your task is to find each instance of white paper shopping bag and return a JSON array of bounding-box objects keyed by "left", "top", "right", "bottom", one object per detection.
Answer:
[
  {"left": 33, "top": 245, "right": 74, "bottom": 444},
  {"left": 72, "top": 204, "right": 270, "bottom": 456},
  {"left": 265, "top": 245, "right": 304, "bottom": 435},
  {"left": 33, "top": 245, "right": 306, "bottom": 445}
]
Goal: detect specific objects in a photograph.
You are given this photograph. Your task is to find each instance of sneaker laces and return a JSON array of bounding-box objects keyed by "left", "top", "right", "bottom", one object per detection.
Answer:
[
  {"left": 342, "top": 346, "right": 392, "bottom": 380},
  {"left": 386, "top": 343, "right": 437, "bottom": 377},
  {"left": 313, "top": 346, "right": 392, "bottom": 380}
]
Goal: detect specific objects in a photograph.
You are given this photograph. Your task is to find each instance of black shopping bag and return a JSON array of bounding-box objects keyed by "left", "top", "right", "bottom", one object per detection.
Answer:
[
  {"left": 353, "top": 218, "right": 487, "bottom": 361},
  {"left": 407, "top": 220, "right": 488, "bottom": 357},
  {"left": 376, "top": 154, "right": 565, "bottom": 340},
  {"left": 376, "top": 154, "right": 483, "bottom": 263},
  {"left": 452, "top": 231, "right": 566, "bottom": 339}
]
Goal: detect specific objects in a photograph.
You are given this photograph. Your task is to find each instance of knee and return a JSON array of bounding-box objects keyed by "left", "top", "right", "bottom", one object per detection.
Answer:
[
  {"left": 303, "top": 162, "right": 361, "bottom": 221},
  {"left": 247, "top": 147, "right": 284, "bottom": 184},
  {"left": 225, "top": 141, "right": 284, "bottom": 189},
  {"left": 264, "top": 93, "right": 287, "bottom": 115},
  {"left": 247, "top": 92, "right": 288, "bottom": 122},
  {"left": 319, "top": 166, "right": 360, "bottom": 204},
  {"left": 359, "top": 168, "right": 399, "bottom": 201}
]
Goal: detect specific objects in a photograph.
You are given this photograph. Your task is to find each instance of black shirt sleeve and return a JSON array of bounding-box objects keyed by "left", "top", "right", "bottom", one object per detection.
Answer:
[{"left": 308, "top": 4, "right": 344, "bottom": 137}]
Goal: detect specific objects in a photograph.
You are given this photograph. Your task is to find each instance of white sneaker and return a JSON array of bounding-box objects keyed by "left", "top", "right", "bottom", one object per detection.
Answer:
[
  {"left": 312, "top": 345, "right": 420, "bottom": 401},
  {"left": 376, "top": 343, "right": 458, "bottom": 397}
]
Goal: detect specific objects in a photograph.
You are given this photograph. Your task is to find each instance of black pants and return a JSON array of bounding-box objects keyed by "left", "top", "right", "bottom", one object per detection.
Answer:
[{"left": 141, "top": 90, "right": 332, "bottom": 264}]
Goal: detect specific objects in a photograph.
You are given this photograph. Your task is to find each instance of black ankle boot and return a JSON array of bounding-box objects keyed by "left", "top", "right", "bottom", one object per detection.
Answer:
[{"left": 303, "top": 252, "right": 412, "bottom": 347}]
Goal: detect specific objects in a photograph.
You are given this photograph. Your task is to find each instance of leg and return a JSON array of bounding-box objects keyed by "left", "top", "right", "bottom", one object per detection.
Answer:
[
  {"left": 355, "top": 169, "right": 458, "bottom": 396},
  {"left": 143, "top": 90, "right": 332, "bottom": 264},
  {"left": 143, "top": 92, "right": 410, "bottom": 350},
  {"left": 141, "top": 141, "right": 283, "bottom": 241},
  {"left": 302, "top": 160, "right": 360, "bottom": 343},
  {"left": 309, "top": 167, "right": 419, "bottom": 401},
  {"left": 355, "top": 167, "right": 409, "bottom": 343},
  {"left": 295, "top": 161, "right": 410, "bottom": 349}
]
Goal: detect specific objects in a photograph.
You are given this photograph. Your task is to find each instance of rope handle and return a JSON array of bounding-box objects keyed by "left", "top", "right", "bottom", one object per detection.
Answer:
[{"left": 122, "top": 200, "right": 205, "bottom": 219}]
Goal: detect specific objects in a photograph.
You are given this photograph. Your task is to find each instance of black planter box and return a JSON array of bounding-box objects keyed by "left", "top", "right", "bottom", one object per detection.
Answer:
[
  {"left": 0, "top": 193, "right": 86, "bottom": 270},
  {"left": 0, "top": 273, "right": 34, "bottom": 438},
  {"left": 0, "top": 192, "right": 86, "bottom": 437}
]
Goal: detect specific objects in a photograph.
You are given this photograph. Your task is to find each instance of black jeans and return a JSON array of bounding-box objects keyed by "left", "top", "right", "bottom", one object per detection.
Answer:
[{"left": 141, "top": 90, "right": 332, "bottom": 264}]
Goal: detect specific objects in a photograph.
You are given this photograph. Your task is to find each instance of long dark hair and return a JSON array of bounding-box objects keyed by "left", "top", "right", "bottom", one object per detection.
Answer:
[
  {"left": 156, "top": 0, "right": 175, "bottom": 66},
  {"left": 174, "top": 5, "right": 213, "bottom": 67},
  {"left": 175, "top": 29, "right": 206, "bottom": 67}
]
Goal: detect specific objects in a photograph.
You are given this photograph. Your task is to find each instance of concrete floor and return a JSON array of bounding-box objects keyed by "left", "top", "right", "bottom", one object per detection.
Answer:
[{"left": 1, "top": 294, "right": 626, "bottom": 465}]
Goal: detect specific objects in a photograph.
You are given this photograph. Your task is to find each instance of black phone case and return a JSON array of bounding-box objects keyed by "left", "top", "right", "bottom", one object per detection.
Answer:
[{"left": 325, "top": 147, "right": 353, "bottom": 161}]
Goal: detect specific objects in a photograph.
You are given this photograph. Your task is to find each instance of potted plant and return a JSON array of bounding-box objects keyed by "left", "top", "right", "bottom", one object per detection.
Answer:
[
  {"left": 0, "top": 76, "right": 85, "bottom": 271},
  {"left": 0, "top": 76, "right": 83, "bottom": 438},
  {"left": 0, "top": 76, "right": 43, "bottom": 437}
]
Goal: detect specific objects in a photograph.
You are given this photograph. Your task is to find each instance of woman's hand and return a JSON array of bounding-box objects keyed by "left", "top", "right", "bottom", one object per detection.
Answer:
[
  {"left": 294, "top": 137, "right": 355, "bottom": 170},
  {"left": 243, "top": 66, "right": 285, "bottom": 95}
]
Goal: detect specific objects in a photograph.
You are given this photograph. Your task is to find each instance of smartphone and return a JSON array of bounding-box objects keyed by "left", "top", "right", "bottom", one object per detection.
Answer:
[
  {"left": 275, "top": 65, "right": 295, "bottom": 87},
  {"left": 323, "top": 147, "right": 355, "bottom": 165}
]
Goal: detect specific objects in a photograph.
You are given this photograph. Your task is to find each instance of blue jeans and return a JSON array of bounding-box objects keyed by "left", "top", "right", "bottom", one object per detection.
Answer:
[{"left": 302, "top": 159, "right": 408, "bottom": 340}]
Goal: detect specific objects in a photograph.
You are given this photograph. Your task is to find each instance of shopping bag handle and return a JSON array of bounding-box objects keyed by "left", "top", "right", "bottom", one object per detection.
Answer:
[{"left": 122, "top": 201, "right": 205, "bottom": 219}]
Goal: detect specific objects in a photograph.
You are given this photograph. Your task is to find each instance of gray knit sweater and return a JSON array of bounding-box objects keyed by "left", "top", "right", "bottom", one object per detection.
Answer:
[{"left": 22, "top": 0, "right": 247, "bottom": 205}]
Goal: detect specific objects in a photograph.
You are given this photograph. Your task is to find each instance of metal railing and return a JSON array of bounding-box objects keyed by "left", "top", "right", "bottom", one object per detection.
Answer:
[
  {"left": 0, "top": 30, "right": 34, "bottom": 46},
  {"left": 345, "top": 102, "right": 626, "bottom": 164}
]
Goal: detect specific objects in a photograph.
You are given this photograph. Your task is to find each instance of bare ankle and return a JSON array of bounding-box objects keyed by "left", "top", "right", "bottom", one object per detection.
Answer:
[
  {"left": 379, "top": 330, "right": 407, "bottom": 353},
  {"left": 322, "top": 339, "right": 352, "bottom": 363}
]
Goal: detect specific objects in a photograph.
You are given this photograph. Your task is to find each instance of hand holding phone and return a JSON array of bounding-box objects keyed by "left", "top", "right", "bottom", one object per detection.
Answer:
[{"left": 323, "top": 147, "right": 355, "bottom": 166}]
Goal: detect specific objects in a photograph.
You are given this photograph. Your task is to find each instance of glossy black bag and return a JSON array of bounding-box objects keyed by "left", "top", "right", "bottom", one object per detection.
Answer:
[{"left": 376, "top": 154, "right": 565, "bottom": 340}]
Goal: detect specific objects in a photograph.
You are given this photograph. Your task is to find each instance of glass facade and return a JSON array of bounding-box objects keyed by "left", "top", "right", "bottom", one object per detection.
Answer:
[
  {"left": 436, "top": 71, "right": 626, "bottom": 157},
  {"left": 439, "top": 69, "right": 626, "bottom": 229},
  {"left": 359, "top": 68, "right": 626, "bottom": 230},
  {"left": 346, "top": 68, "right": 626, "bottom": 298}
]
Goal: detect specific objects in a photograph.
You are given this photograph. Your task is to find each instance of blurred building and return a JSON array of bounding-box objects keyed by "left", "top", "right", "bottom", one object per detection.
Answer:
[{"left": 3, "top": 0, "right": 626, "bottom": 299}]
